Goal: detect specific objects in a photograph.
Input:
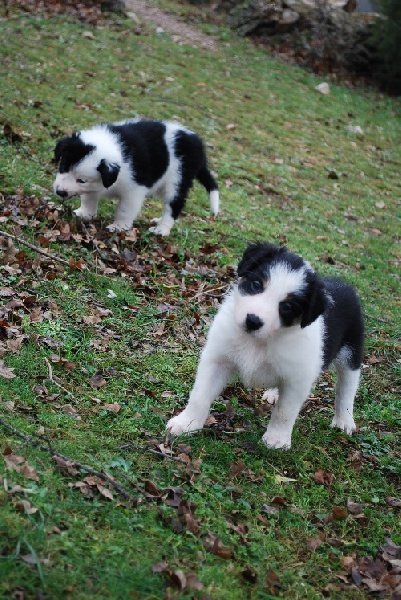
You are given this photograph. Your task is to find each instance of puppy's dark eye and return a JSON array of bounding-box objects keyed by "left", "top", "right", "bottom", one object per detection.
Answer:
[
  {"left": 250, "top": 279, "right": 263, "bottom": 293},
  {"left": 279, "top": 301, "right": 292, "bottom": 313},
  {"left": 76, "top": 178, "right": 86, "bottom": 184}
]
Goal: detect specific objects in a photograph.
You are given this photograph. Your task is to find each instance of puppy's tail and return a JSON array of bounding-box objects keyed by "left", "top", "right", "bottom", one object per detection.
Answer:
[{"left": 197, "top": 165, "right": 219, "bottom": 215}]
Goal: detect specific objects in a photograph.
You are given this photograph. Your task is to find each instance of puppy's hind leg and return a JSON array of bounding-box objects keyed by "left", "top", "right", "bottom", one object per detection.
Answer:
[
  {"left": 196, "top": 164, "right": 219, "bottom": 215},
  {"left": 150, "top": 176, "right": 193, "bottom": 236},
  {"left": 149, "top": 201, "right": 175, "bottom": 236},
  {"left": 331, "top": 364, "right": 359, "bottom": 435},
  {"left": 74, "top": 193, "right": 99, "bottom": 220}
]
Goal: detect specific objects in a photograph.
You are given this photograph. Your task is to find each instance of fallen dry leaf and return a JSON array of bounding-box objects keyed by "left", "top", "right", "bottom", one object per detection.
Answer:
[
  {"left": 332, "top": 506, "right": 348, "bottom": 520},
  {"left": 16, "top": 499, "right": 39, "bottom": 515},
  {"left": 101, "top": 403, "right": 121, "bottom": 413},
  {"left": 385, "top": 497, "right": 401, "bottom": 507},
  {"left": 97, "top": 484, "right": 114, "bottom": 501},
  {"left": 307, "top": 534, "right": 325, "bottom": 550},
  {"left": 204, "top": 532, "right": 234, "bottom": 559},
  {"left": 347, "top": 498, "right": 365, "bottom": 515},
  {"left": 3, "top": 451, "right": 38, "bottom": 481},
  {"left": 152, "top": 562, "right": 203, "bottom": 592},
  {"left": 90, "top": 373, "right": 106, "bottom": 388},
  {"left": 0, "top": 360, "right": 16, "bottom": 379},
  {"left": 271, "top": 496, "right": 287, "bottom": 507},
  {"left": 313, "top": 469, "right": 333, "bottom": 487},
  {"left": 61, "top": 404, "right": 81, "bottom": 419},
  {"left": 1, "top": 400, "right": 15, "bottom": 411},
  {"left": 52, "top": 455, "right": 78, "bottom": 476},
  {"left": 229, "top": 459, "right": 247, "bottom": 478}
]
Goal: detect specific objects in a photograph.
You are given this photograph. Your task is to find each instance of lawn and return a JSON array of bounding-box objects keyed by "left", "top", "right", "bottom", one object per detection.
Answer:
[{"left": 0, "top": 2, "right": 400, "bottom": 598}]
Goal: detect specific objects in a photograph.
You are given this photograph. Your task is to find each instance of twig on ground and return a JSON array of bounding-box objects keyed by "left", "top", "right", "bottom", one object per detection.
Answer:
[
  {"left": 0, "top": 230, "right": 70, "bottom": 267},
  {"left": 44, "top": 357, "right": 77, "bottom": 400},
  {"left": 120, "top": 442, "right": 190, "bottom": 464}
]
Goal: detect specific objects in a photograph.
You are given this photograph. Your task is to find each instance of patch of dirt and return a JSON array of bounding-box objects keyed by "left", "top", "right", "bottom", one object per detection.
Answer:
[{"left": 124, "top": 0, "right": 219, "bottom": 50}]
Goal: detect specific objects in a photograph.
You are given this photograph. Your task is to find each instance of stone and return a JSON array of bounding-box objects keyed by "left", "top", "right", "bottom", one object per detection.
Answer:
[
  {"left": 279, "top": 9, "right": 300, "bottom": 26},
  {"left": 284, "top": 0, "right": 352, "bottom": 11},
  {"left": 315, "top": 82, "right": 330, "bottom": 94}
]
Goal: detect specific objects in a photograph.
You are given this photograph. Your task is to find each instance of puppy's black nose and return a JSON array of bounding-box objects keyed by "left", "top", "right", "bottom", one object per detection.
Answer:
[
  {"left": 56, "top": 189, "right": 68, "bottom": 198},
  {"left": 245, "top": 313, "right": 263, "bottom": 332}
]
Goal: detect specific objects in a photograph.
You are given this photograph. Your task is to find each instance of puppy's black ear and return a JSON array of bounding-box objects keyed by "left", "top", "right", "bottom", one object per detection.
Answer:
[
  {"left": 54, "top": 137, "right": 71, "bottom": 164},
  {"left": 97, "top": 159, "right": 120, "bottom": 188},
  {"left": 301, "top": 272, "right": 328, "bottom": 328},
  {"left": 238, "top": 242, "right": 285, "bottom": 277}
]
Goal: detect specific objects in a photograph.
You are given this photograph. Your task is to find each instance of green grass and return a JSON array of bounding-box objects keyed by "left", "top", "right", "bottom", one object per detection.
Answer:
[{"left": 0, "top": 3, "right": 400, "bottom": 598}]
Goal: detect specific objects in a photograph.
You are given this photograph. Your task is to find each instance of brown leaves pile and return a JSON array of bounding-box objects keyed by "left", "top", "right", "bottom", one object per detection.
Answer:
[
  {"left": 69, "top": 475, "right": 115, "bottom": 501},
  {"left": 0, "top": 191, "right": 233, "bottom": 386},
  {"left": 338, "top": 540, "right": 401, "bottom": 598},
  {"left": 0, "top": 192, "right": 232, "bottom": 304},
  {"left": 5, "top": 0, "right": 103, "bottom": 25}
]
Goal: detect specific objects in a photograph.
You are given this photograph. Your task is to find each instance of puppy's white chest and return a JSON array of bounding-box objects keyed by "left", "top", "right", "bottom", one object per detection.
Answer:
[
  {"left": 240, "top": 363, "right": 279, "bottom": 389},
  {"left": 230, "top": 339, "right": 280, "bottom": 389}
]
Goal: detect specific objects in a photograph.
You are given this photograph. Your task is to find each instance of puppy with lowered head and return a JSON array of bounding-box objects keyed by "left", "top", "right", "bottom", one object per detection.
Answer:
[
  {"left": 167, "top": 242, "right": 364, "bottom": 449},
  {"left": 53, "top": 118, "right": 219, "bottom": 236}
]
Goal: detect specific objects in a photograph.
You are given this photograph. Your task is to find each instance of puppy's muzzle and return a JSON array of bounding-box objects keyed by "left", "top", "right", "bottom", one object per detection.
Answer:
[
  {"left": 56, "top": 188, "right": 69, "bottom": 198},
  {"left": 245, "top": 313, "right": 263, "bottom": 332}
]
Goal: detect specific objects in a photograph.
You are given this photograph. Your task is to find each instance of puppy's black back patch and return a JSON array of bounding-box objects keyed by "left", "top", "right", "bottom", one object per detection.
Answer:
[
  {"left": 323, "top": 277, "right": 364, "bottom": 370},
  {"left": 108, "top": 121, "right": 169, "bottom": 188}
]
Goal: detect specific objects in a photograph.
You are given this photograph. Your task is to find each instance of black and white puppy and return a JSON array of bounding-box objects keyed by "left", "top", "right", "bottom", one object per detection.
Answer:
[
  {"left": 167, "top": 242, "right": 364, "bottom": 449},
  {"left": 53, "top": 118, "right": 219, "bottom": 236}
]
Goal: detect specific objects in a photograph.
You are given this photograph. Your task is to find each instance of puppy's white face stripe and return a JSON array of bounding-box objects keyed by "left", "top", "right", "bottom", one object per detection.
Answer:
[
  {"left": 234, "top": 263, "right": 309, "bottom": 337},
  {"left": 262, "top": 263, "right": 307, "bottom": 298},
  {"left": 80, "top": 127, "right": 122, "bottom": 165}
]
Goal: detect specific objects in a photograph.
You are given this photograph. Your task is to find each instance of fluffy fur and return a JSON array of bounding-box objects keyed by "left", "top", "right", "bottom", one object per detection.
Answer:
[
  {"left": 53, "top": 118, "right": 219, "bottom": 236},
  {"left": 167, "top": 242, "right": 364, "bottom": 449}
]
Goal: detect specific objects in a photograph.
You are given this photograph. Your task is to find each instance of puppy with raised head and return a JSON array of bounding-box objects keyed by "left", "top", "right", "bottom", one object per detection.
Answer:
[
  {"left": 53, "top": 118, "right": 219, "bottom": 236},
  {"left": 167, "top": 242, "right": 364, "bottom": 449}
]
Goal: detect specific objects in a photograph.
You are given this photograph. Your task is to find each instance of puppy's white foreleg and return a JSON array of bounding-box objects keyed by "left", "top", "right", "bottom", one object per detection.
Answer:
[
  {"left": 107, "top": 193, "right": 145, "bottom": 232},
  {"left": 331, "top": 367, "right": 359, "bottom": 434},
  {"left": 167, "top": 358, "right": 235, "bottom": 436},
  {"left": 262, "top": 382, "right": 313, "bottom": 449},
  {"left": 74, "top": 193, "right": 99, "bottom": 220}
]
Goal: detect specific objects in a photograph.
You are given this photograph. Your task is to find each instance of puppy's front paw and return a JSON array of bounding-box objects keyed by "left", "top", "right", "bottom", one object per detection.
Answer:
[
  {"left": 262, "top": 428, "right": 291, "bottom": 450},
  {"left": 262, "top": 388, "right": 279, "bottom": 406},
  {"left": 331, "top": 415, "right": 356, "bottom": 435},
  {"left": 74, "top": 208, "right": 96, "bottom": 221},
  {"left": 166, "top": 412, "right": 204, "bottom": 437},
  {"left": 149, "top": 222, "right": 172, "bottom": 237},
  {"left": 106, "top": 222, "right": 131, "bottom": 233}
]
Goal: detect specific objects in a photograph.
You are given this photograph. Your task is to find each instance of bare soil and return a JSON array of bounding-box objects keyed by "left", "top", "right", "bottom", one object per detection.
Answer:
[{"left": 124, "top": 0, "right": 219, "bottom": 50}]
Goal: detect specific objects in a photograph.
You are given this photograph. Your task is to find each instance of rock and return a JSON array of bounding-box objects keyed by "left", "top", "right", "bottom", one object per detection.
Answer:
[
  {"left": 315, "top": 82, "right": 330, "bottom": 94},
  {"left": 283, "top": 0, "right": 353, "bottom": 11},
  {"left": 347, "top": 124, "right": 364, "bottom": 134},
  {"left": 228, "top": 1, "right": 282, "bottom": 36},
  {"left": 218, "top": 0, "right": 379, "bottom": 58},
  {"left": 279, "top": 9, "right": 300, "bottom": 29}
]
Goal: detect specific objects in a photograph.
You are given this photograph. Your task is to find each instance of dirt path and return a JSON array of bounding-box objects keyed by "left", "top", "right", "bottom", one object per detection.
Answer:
[{"left": 124, "top": 0, "right": 219, "bottom": 50}]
